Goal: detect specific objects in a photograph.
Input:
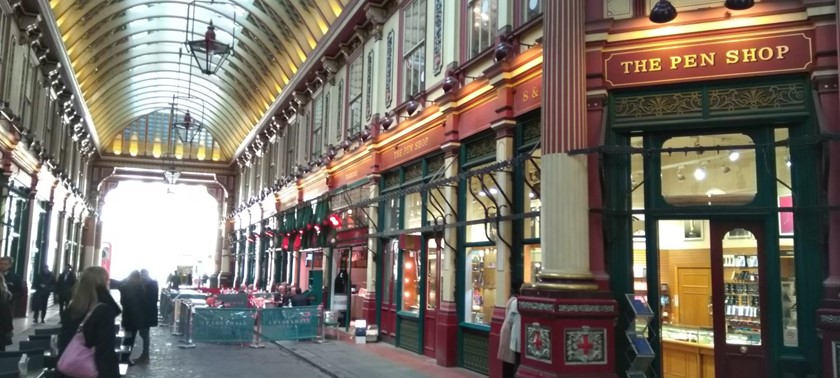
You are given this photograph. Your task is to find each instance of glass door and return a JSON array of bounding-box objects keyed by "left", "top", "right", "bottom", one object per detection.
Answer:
[{"left": 710, "top": 221, "right": 767, "bottom": 377}]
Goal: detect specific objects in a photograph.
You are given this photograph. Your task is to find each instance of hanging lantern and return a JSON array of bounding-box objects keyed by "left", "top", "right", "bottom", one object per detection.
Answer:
[{"left": 185, "top": 12, "right": 233, "bottom": 76}]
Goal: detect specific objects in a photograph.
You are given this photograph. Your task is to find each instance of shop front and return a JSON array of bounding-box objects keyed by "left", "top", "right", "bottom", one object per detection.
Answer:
[
  {"left": 600, "top": 29, "right": 824, "bottom": 376},
  {"left": 378, "top": 154, "right": 446, "bottom": 355}
]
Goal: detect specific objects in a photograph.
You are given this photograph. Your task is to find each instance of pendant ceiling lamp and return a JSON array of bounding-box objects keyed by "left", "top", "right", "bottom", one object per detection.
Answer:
[{"left": 184, "top": 0, "right": 236, "bottom": 75}]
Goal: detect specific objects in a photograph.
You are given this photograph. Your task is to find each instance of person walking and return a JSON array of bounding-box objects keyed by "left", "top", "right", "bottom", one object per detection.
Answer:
[
  {"left": 498, "top": 284, "right": 522, "bottom": 378},
  {"left": 32, "top": 264, "right": 55, "bottom": 323},
  {"left": 167, "top": 270, "right": 180, "bottom": 290},
  {"left": 0, "top": 274, "right": 13, "bottom": 351},
  {"left": 56, "top": 264, "right": 76, "bottom": 320},
  {"left": 290, "top": 287, "right": 310, "bottom": 307},
  {"left": 136, "top": 269, "right": 158, "bottom": 363},
  {"left": 0, "top": 257, "right": 23, "bottom": 318},
  {"left": 57, "top": 266, "right": 121, "bottom": 378},
  {"left": 119, "top": 271, "right": 148, "bottom": 365}
]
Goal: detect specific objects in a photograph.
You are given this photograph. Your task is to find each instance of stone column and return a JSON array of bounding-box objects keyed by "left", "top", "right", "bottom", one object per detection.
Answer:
[
  {"left": 81, "top": 215, "right": 96, "bottom": 269},
  {"left": 435, "top": 144, "right": 459, "bottom": 367},
  {"left": 517, "top": 1, "right": 618, "bottom": 377},
  {"left": 93, "top": 218, "right": 103, "bottom": 267},
  {"left": 362, "top": 176, "right": 379, "bottom": 327},
  {"left": 489, "top": 121, "right": 515, "bottom": 378}
]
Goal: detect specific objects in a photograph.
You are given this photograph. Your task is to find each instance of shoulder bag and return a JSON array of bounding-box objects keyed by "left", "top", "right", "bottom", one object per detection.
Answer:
[{"left": 57, "top": 303, "right": 103, "bottom": 378}]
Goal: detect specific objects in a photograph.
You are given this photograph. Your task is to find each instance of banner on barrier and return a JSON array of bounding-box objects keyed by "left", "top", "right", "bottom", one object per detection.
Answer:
[
  {"left": 192, "top": 308, "right": 258, "bottom": 343},
  {"left": 259, "top": 306, "right": 320, "bottom": 341}
]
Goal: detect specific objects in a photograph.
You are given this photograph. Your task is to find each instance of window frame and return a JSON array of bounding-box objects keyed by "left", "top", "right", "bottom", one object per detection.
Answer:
[
  {"left": 464, "top": 0, "right": 499, "bottom": 61},
  {"left": 517, "top": 0, "right": 543, "bottom": 26},
  {"left": 345, "top": 54, "right": 364, "bottom": 137},
  {"left": 401, "top": 0, "right": 427, "bottom": 102},
  {"left": 310, "top": 91, "right": 325, "bottom": 159},
  {"left": 284, "top": 118, "right": 299, "bottom": 175}
]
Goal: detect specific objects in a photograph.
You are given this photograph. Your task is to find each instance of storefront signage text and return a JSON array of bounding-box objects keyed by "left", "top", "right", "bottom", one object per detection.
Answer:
[
  {"left": 604, "top": 33, "right": 812, "bottom": 88},
  {"left": 514, "top": 75, "right": 542, "bottom": 116},
  {"left": 393, "top": 136, "right": 430, "bottom": 160}
]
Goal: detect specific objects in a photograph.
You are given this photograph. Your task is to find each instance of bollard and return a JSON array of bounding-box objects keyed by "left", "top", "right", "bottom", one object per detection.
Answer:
[
  {"left": 171, "top": 299, "right": 182, "bottom": 336},
  {"left": 178, "top": 305, "right": 196, "bottom": 349}
]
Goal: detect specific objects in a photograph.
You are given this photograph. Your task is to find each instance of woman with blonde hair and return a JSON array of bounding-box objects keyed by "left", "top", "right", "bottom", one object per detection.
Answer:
[
  {"left": 57, "top": 266, "right": 121, "bottom": 378},
  {"left": 0, "top": 274, "right": 13, "bottom": 351}
]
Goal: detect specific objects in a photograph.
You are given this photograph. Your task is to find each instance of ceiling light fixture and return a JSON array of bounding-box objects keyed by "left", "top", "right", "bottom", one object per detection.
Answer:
[
  {"left": 694, "top": 164, "right": 707, "bottom": 181},
  {"left": 728, "top": 150, "right": 740, "bottom": 162},
  {"left": 649, "top": 0, "right": 678, "bottom": 23},
  {"left": 676, "top": 166, "right": 686, "bottom": 182},
  {"left": 184, "top": 1, "right": 235, "bottom": 75},
  {"left": 725, "top": 0, "right": 755, "bottom": 10}
]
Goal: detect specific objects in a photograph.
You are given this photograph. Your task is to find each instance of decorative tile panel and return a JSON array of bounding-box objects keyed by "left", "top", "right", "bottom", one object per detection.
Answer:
[
  {"left": 432, "top": 0, "right": 444, "bottom": 75},
  {"left": 564, "top": 327, "right": 606, "bottom": 365},
  {"left": 385, "top": 30, "right": 394, "bottom": 107},
  {"left": 397, "top": 317, "right": 421, "bottom": 353},
  {"left": 465, "top": 137, "right": 496, "bottom": 162},
  {"left": 519, "top": 301, "right": 554, "bottom": 312},
  {"left": 366, "top": 50, "right": 374, "bottom": 121},
  {"left": 708, "top": 83, "right": 806, "bottom": 113},
  {"left": 525, "top": 323, "right": 551, "bottom": 362},
  {"left": 462, "top": 330, "right": 489, "bottom": 375},
  {"left": 614, "top": 92, "right": 703, "bottom": 120}
]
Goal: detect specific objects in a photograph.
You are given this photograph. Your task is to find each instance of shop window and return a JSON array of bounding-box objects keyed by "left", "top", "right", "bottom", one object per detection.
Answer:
[
  {"left": 402, "top": 0, "right": 426, "bottom": 101},
  {"left": 285, "top": 120, "right": 298, "bottom": 174},
  {"left": 523, "top": 149, "right": 541, "bottom": 239},
  {"left": 426, "top": 238, "right": 440, "bottom": 310},
  {"left": 347, "top": 57, "right": 364, "bottom": 136},
  {"left": 468, "top": 0, "right": 498, "bottom": 59},
  {"left": 383, "top": 197, "right": 401, "bottom": 232},
  {"left": 775, "top": 128, "right": 797, "bottom": 347},
  {"left": 660, "top": 133, "right": 756, "bottom": 206},
  {"left": 405, "top": 193, "right": 422, "bottom": 230},
  {"left": 466, "top": 163, "right": 497, "bottom": 243},
  {"left": 466, "top": 247, "right": 496, "bottom": 325},
  {"left": 426, "top": 188, "right": 445, "bottom": 226},
  {"left": 402, "top": 249, "right": 421, "bottom": 312},
  {"left": 383, "top": 239, "right": 397, "bottom": 305},
  {"left": 522, "top": 244, "right": 541, "bottom": 283},
  {"left": 521, "top": 0, "right": 542, "bottom": 24}
]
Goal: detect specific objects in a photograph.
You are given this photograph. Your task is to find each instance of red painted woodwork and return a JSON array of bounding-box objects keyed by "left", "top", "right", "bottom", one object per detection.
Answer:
[
  {"left": 513, "top": 75, "right": 542, "bottom": 117},
  {"left": 424, "top": 308, "right": 436, "bottom": 358},
  {"left": 435, "top": 301, "right": 459, "bottom": 367},
  {"left": 587, "top": 95, "right": 609, "bottom": 289},
  {"left": 329, "top": 155, "right": 373, "bottom": 189},
  {"left": 377, "top": 122, "right": 447, "bottom": 171},
  {"left": 515, "top": 290, "right": 618, "bottom": 378},
  {"left": 362, "top": 294, "right": 377, "bottom": 329},
  {"left": 457, "top": 94, "right": 502, "bottom": 140},
  {"left": 488, "top": 306, "right": 507, "bottom": 378}
]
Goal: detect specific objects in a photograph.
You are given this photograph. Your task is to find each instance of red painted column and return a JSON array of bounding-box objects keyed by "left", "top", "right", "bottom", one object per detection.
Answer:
[
  {"left": 517, "top": 1, "right": 617, "bottom": 377},
  {"left": 816, "top": 6, "right": 840, "bottom": 373}
]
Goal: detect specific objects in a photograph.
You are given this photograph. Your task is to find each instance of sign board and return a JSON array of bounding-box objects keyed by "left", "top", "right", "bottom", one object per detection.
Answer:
[{"left": 604, "top": 32, "right": 813, "bottom": 88}]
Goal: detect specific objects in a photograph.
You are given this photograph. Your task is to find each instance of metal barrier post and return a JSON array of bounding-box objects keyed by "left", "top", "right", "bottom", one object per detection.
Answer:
[
  {"left": 171, "top": 299, "right": 182, "bottom": 336},
  {"left": 178, "top": 305, "right": 196, "bottom": 349},
  {"left": 250, "top": 308, "right": 265, "bottom": 348}
]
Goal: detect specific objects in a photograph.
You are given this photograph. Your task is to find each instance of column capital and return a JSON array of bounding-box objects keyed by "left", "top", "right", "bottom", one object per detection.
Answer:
[{"left": 440, "top": 142, "right": 461, "bottom": 157}]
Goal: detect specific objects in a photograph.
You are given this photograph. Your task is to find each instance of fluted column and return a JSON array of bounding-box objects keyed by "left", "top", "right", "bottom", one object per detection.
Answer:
[
  {"left": 440, "top": 147, "right": 459, "bottom": 301},
  {"left": 536, "top": 0, "right": 595, "bottom": 290}
]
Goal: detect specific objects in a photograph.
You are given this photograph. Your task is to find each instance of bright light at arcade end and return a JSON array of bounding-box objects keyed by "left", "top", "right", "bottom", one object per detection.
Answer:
[{"left": 650, "top": 0, "right": 755, "bottom": 23}]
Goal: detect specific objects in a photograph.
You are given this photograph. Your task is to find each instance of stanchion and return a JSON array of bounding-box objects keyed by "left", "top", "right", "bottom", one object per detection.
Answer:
[
  {"left": 314, "top": 307, "right": 325, "bottom": 344},
  {"left": 178, "top": 305, "right": 196, "bottom": 349},
  {"left": 171, "top": 299, "right": 182, "bottom": 336},
  {"left": 250, "top": 308, "right": 265, "bottom": 348}
]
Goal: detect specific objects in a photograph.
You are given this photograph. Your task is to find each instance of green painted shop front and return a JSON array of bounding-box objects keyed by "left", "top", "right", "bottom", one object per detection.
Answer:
[{"left": 603, "top": 75, "right": 823, "bottom": 377}]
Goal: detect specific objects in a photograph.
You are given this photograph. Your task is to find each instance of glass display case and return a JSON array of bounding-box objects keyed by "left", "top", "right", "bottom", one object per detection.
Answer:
[
  {"left": 467, "top": 247, "right": 496, "bottom": 325},
  {"left": 661, "top": 325, "right": 714, "bottom": 346}
]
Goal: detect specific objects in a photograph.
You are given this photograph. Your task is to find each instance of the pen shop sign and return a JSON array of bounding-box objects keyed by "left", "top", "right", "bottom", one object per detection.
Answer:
[{"left": 604, "top": 32, "right": 813, "bottom": 88}]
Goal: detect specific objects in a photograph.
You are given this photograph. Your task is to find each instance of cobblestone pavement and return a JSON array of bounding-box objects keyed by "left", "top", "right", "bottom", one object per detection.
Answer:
[{"left": 124, "top": 326, "right": 330, "bottom": 378}]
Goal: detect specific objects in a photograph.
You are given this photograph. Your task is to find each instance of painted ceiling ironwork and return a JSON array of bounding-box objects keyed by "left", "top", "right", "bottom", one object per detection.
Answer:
[{"left": 47, "top": 0, "right": 349, "bottom": 161}]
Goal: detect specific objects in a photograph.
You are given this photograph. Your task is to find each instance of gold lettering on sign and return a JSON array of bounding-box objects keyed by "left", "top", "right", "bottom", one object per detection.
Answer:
[
  {"left": 393, "top": 136, "right": 431, "bottom": 160},
  {"left": 618, "top": 45, "right": 791, "bottom": 73},
  {"left": 345, "top": 170, "right": 358, "bottom": 181},
  {"left": 521, "top": 86, "right": 541, "bottom": 102}
]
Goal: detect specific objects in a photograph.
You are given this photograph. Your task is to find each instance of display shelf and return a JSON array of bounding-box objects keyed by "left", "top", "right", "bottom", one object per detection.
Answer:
[{"left": 625, "top": 294, "right": 655, "bottom": 376}]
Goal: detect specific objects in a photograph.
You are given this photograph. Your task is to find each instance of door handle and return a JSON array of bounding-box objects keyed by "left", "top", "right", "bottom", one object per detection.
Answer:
[{"left": 739, "top": 346, "right": 748, "bottom": 354}]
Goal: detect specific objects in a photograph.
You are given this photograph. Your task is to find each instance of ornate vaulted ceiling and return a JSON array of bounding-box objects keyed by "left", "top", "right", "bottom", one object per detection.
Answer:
[{"left": 47, "top": 0, "right": 349, "bottom": 161}]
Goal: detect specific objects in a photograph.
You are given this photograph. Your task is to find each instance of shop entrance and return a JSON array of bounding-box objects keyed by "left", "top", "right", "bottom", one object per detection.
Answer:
[{"left": 656, "top": 220, "right": 767, "bottom": 378}]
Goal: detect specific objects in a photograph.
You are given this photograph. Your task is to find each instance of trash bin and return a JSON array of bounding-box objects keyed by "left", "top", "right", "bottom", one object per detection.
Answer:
[{"left": 354, "top": 320, "right": 367, "bottom": 344}]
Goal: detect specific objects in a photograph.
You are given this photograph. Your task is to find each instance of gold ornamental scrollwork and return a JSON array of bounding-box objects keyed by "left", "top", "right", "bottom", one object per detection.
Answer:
[
  {"left": 708, "top": 83, "right": 806, "bottom": 113},
  {"left": 614, "top": 91, "right": 703, "bottom": 120}
]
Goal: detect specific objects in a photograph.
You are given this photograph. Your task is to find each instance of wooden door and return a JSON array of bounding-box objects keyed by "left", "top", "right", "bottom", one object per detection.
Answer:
[
  {"left": 677, "top": 268, "right": 712, "bottom": 327},
  {"left": 380, "top": 239, "right": 397, "bottom": 340},
  {"left": 710, "top": 221, "right": 767, "bottom": 377}
]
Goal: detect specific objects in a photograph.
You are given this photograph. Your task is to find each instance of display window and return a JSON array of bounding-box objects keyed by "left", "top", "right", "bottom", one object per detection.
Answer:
[
  {"left": 465, "top": 247, "right": 496, "bottom": 325},
  {"left": 402, "top": 248, "right": 421, "bottom": 312}
]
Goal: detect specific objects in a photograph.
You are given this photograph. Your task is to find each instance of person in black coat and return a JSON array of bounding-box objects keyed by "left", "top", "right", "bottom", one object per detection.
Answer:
[
  {"left": 57, "top": 266, "right": 120, "bottom": 378},
  {"left": 119, "top": 271, "right": 148, "bottom": 365},
  {"left": 290, "top": 287, "right": 311, "bottom": 307},
  {"left": 56, "top": 264, "right": 77, "bottom": 319},
  {"left": 136, "top": 269, "right": 158, "bottom": 363},
  {"left": 0, "top": 274, "right": 13, "bottom": 351},
  {"left": 0, "top": 257, "right": 23, "bottom": 318},
  {"left": 32, "top": 264, "right": 55, "bottom": 323}
]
